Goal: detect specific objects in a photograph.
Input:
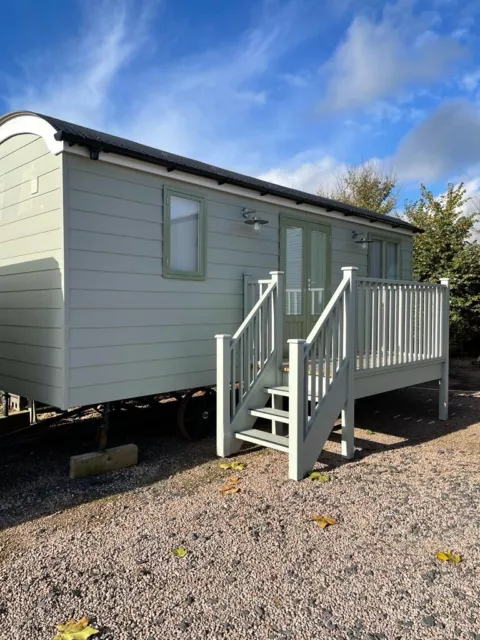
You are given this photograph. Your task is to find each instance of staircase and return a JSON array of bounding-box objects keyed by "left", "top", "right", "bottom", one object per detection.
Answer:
[
  {"left": 216, "top": 268, "right": 450, "bottom": 481},
  {"left": 216, "top": 267, "right": 356, "bottom": 480}
]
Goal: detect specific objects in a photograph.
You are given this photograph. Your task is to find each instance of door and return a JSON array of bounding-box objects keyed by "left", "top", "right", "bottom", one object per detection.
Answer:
[{"left": 281, "top": 216, "right": 330, "bottom": 346}]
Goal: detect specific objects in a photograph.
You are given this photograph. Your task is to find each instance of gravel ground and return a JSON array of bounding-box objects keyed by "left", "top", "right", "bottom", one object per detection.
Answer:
[{"left": 1, "top": 387, "right": 479, "bottom": 640}]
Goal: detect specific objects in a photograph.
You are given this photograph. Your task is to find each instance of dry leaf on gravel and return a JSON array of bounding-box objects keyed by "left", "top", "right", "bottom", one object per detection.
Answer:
[
  {"left": 53, "top": 617, "right": 99, "bottom": 640},
  {"left": 365, "top": 429, "right": 375, "bottom": 435},
  {"left": 308, "top": 471, "right": 330, "bottom": 482},
  {"left": 436, "top": 550, "right": 462, "bottom": 564},
  {"left": 312, "top": 514, "right": 337, "bottom": 529},
  {"left": 220, "top": 476, "right": 241, "bottom": 495},
  {"left": 173, "top": 546, "right": 188, "bottom": 558},
  {"left": 219, "top": 461, "right": 246, "bottom": 471}
]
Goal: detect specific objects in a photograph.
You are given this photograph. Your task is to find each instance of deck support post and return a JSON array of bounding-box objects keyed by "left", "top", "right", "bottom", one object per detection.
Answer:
[
  {"left": 97, "top": 401, "right": 111, "bottom": 450},
  {"left": 1, "top": 392, "right": 8, "bottom": 417},
  {"left": 288, "top": 338, "right": 306, "bottom": 480},
  {"left": 216, "top": 334, "right": 234, "bottom": 457},
  {"left": 439, "top": 278, "right": 450, "bottom": 420},
  {"left": 341, "top": 267, "right": 357, "bottom": 459},
  {"left": 271, "top": 270, "right": 285, "bottom": 434},
  {"left": 28, "top": 399, "right": 37, "bottom": 423}
]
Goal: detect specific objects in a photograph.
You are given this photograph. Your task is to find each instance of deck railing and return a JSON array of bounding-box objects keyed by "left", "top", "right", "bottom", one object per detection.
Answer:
[{"left": 356, "top": 278, "right": 449, "bottom": 370}]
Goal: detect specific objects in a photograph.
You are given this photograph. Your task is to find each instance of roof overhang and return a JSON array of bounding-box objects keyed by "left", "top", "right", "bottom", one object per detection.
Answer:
[{"left": 0, "top": 110, "right": 422, "bottom": 234}]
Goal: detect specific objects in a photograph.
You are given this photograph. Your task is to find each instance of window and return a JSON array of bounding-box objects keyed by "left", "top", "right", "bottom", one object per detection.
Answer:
[
  {"left": 368, "top": 238, "right": 400, "bottom": 279},
  {"left": 164, "top": 189, "right": 206, "bottom": 279}
]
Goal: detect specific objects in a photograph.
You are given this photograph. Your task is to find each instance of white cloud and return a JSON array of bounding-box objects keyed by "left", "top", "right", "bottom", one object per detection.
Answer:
[
  {"left": 318, "top": 4, "right": 464, "bottom": 114},
  {"left": 393, "top": 99, "right": 480, "bottom": 182},
  {"left": 461, "top": 68, "right": 480, "bottom": 92},
  {"left": 4, "top": 0, "right": 154, "bottom": 128},
  {"left": 258, "top": 152, "right": 349, "bottom": 193}
]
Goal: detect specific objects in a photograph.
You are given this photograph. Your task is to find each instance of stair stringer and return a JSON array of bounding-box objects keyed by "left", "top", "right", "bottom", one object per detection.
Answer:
[
  {"left": 296, "top": 361, "right": 348, "bottom": 478},
  {"left": 229, "top": 355, "right": 279, "bottom": 440}
]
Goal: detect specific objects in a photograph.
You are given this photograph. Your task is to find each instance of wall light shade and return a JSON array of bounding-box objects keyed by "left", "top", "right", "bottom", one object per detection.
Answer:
[
  {"left": 242, "top": 207, "right": 269, "bottom": 234},
  {"left": 352, "top": 230, "right": 373, "bottom": 250}
]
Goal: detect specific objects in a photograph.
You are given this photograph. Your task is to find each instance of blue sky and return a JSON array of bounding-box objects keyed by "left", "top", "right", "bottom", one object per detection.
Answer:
[{"left": 1, "top": 0, "right": 480, "bottom": 206}]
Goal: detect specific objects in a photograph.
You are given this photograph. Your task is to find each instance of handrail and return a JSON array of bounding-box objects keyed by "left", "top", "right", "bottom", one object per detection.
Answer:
[
  {"left": 233, "top": 279, "right": 276, "bottom": 342},
  {"left": 358, "top": 276, "right": 443, "bottom": 288},
  {"left": 305, "top": 277, "right": 349, "bottom": 347}
]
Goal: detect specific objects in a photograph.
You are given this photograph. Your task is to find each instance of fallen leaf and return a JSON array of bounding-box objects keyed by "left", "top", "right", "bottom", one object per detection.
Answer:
[
  {"left": 231, "top": 461, "right": 246, "bottom": 471},
  {"left": 220, "top": 475, "right": 241, "bottom": 495},
  {"left": 436, "top": 550, "right": 462, "bottom": 564},
  {"left": 53, "top": 617, "right": 99, "bottom": 640},
  {"left": 223, "top": 486, "right": 241, "bottom": 495},
  {"left": 312, "top": 514, "right": 338, "bottom": 529},
  {"left": 173, "top": 546, "right": 188, "bottom": 558},
  {"left": 365, "top": 429, "right": 375, "bottom": 435},
  {"left": 219, "top": 462, "right": 231, "bottom": 469},
  {"left": 308, "top": 471, "right": 330, "bottom": 482}
]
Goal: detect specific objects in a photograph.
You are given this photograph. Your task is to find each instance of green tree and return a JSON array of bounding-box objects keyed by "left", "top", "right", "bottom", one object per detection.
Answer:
[
  {"left": 405, "top": 183, "right": 480, "bottom": 352},
  {"left": 317, "top": 160, "right": 398, "bottom": 215}
]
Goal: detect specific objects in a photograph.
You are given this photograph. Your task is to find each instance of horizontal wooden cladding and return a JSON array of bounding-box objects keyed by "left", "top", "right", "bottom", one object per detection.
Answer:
[
  {"left": 70, "top": 354, "right": 215, "bottom": 387},
  {"left": 0, "top": 372, "right": 63, "bottom": 408},
  {"left": 70, "top": 339, "right": 215, "bottom": 367},
  {"left": 0, "top": 229, "right": 62, "bottom": 260},
  {"left": 0, "top": 254, "right": 63, "bottom": 276},
  {"left": 68, "top": 167, "right": 162, "bottom": 207},
  {"left": 208, "top": 214, "right": 279, "bottom": 241},
  {"left": 70, "top": 307, "right": 241, "bottom": 329},
  {"left": 0, "top": 357, "right": 63, "bottom": 388},
  {"left": 0, "top": 210, "right": 61, "bottom": 244},
  {"left": 0, "top": 289, "right": 63, "bottom": 309},
  {"left": 0, "top": 268, "right": 62, "bottom": 292},
  {"left": 0, "top": 326, "right": 62, "bottom": 348},
  {"left": 69, "top": 209, "right": 161, "bottom": 241},
  {"left": 0, "top": 169, "right": 60, "bottom": 210},
  {"left": 0, "top": 153, "right": 59, "bottom": 194},
  {"left": 69, "top": 229, "right": 161, "bottom": 258},
  {"left": 0, "top": 133, "right": 39, "bottom": 161},
  {"left": 68, "top": 270, "right": 243, "bottom": 294},
  {"left": 0, "top": 136, "right": 51, "bottom": 176},
  {"left": 208, "top": 231, "right": 278, "bottom": 256},
  {"left": 69, "top": 369, "right": 216, "bottom": 406},
  {"left": 0, "top": 308, "right": 63, "bottom": 328},
  {"left": 0, "top": 191, "right": 62, "bottom": 226},
  {"left": 70, "top": 323, "right": 239, "bottom": 348},
  {"left": 0, "top": 341, "right": 63, "bottom": 367},
  {"left": 69, "top": 249, "right": 161, "bottom": 275},
  {"left": 208, "top": 248, "right": 277, "bottom": 269},
  {"left": 68, "top": 189, "right": 161, "bottom": 223},
  {"left": 70, "top": 290, "right": 242, "bottom": 310}
]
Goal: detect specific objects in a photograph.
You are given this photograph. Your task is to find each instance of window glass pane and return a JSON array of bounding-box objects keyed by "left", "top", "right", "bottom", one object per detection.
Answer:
[
  {"left": 285, "top": 226, "right": 303, "bottom": 316},
  {"left": 369, "top": 240, "right": 383, "bottom": 278},
  {"left": 309, "top": 230, "right": 326, "bottom": 315},
  {"left": 386, "top": 242, "right": 399, "bottom": 279},
  {"left": 170, "top": 196, "right": 200, "bottom": 272}
]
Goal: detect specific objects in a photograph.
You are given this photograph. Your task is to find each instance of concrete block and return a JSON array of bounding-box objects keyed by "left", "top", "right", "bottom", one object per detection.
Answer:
[{"left": 69, "top": 444, "right": 138, "bottom": 479}]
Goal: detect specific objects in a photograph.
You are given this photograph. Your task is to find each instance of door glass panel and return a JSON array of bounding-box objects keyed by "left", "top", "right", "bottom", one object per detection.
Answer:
[
  {"left": 369, "top": 240, "right": 383, "bottom": 278},
  {"left": 309, "top": 230, "right": 327, "bottom": 316},
  {"left": 285, "top": 226, "right": 303, "bottom": 316},
  {"left": 386, "top": 242, "right": 399, "bottom": 279}
]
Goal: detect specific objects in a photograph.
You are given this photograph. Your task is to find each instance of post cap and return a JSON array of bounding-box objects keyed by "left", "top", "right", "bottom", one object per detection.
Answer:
[
  {"left": 215, "top": 334, "right": 232, "bottom": 339},
  {"left": 440, "top": 277, "right": 450, "bottom": 286},
  {"left": 269, "top": 270, "right": 284, "bottom": 275},
  {"left": 341, "top": 266, "right": 359, "bottom": 271},
  {"left": 287, "top": 338, "right": 306, "bottom": 344}
]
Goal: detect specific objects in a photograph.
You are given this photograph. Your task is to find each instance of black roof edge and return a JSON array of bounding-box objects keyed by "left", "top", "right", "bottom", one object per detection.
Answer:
[{"left": 3, "top": 111, "right": 422, "bottom": 233}]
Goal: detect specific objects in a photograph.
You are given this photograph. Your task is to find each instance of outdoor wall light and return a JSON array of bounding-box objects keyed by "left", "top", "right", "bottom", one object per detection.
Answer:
[
  {"left": 242, "top": 207, "right": 269, "bottom": 234},
  {"left": 352, "top": 230, "right": 374, "bottom": 250}
]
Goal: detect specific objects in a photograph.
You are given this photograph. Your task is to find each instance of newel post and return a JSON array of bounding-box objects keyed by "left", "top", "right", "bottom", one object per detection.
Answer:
[
  {"left": 288, "top": 338, "right": 306, "bottom": 481},
  {"left": 341, "top": 266, "right": 358, "bottom": 459},
  {"left": 216, "top": 334, "right": 233, "bottom": 457},
  {"left": 270, "top": 271, "right": 284, "bottom": 376},
  {"left": 439, "top": 277, "right": 450, "bottom": 420}
]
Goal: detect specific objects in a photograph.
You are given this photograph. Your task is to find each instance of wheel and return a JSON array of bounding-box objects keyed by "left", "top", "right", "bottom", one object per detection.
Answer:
[{"left": 177, "top": 388, "right": 216, "bottom": 441}]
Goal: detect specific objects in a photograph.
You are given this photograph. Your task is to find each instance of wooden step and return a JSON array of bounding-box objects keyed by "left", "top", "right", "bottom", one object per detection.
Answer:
[
  {"left": 235, "top": 428, "right": 289, "bottom": 453},
  {"left": 249, "top": 407, "right": 290, "bottom": 423},
  {"left": 265, "top": 385, "right": 290, "bottom": 397}
]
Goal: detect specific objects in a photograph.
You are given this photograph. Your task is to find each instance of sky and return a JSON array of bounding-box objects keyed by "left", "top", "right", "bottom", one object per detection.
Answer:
[{"left": 1, "top": 0, "right": 480, "bottom": 208}]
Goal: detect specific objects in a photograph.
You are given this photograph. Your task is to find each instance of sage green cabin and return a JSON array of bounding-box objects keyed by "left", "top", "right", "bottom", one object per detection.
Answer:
[{"left": 0, "top": 111, "right": 417, "bottom": 410}]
